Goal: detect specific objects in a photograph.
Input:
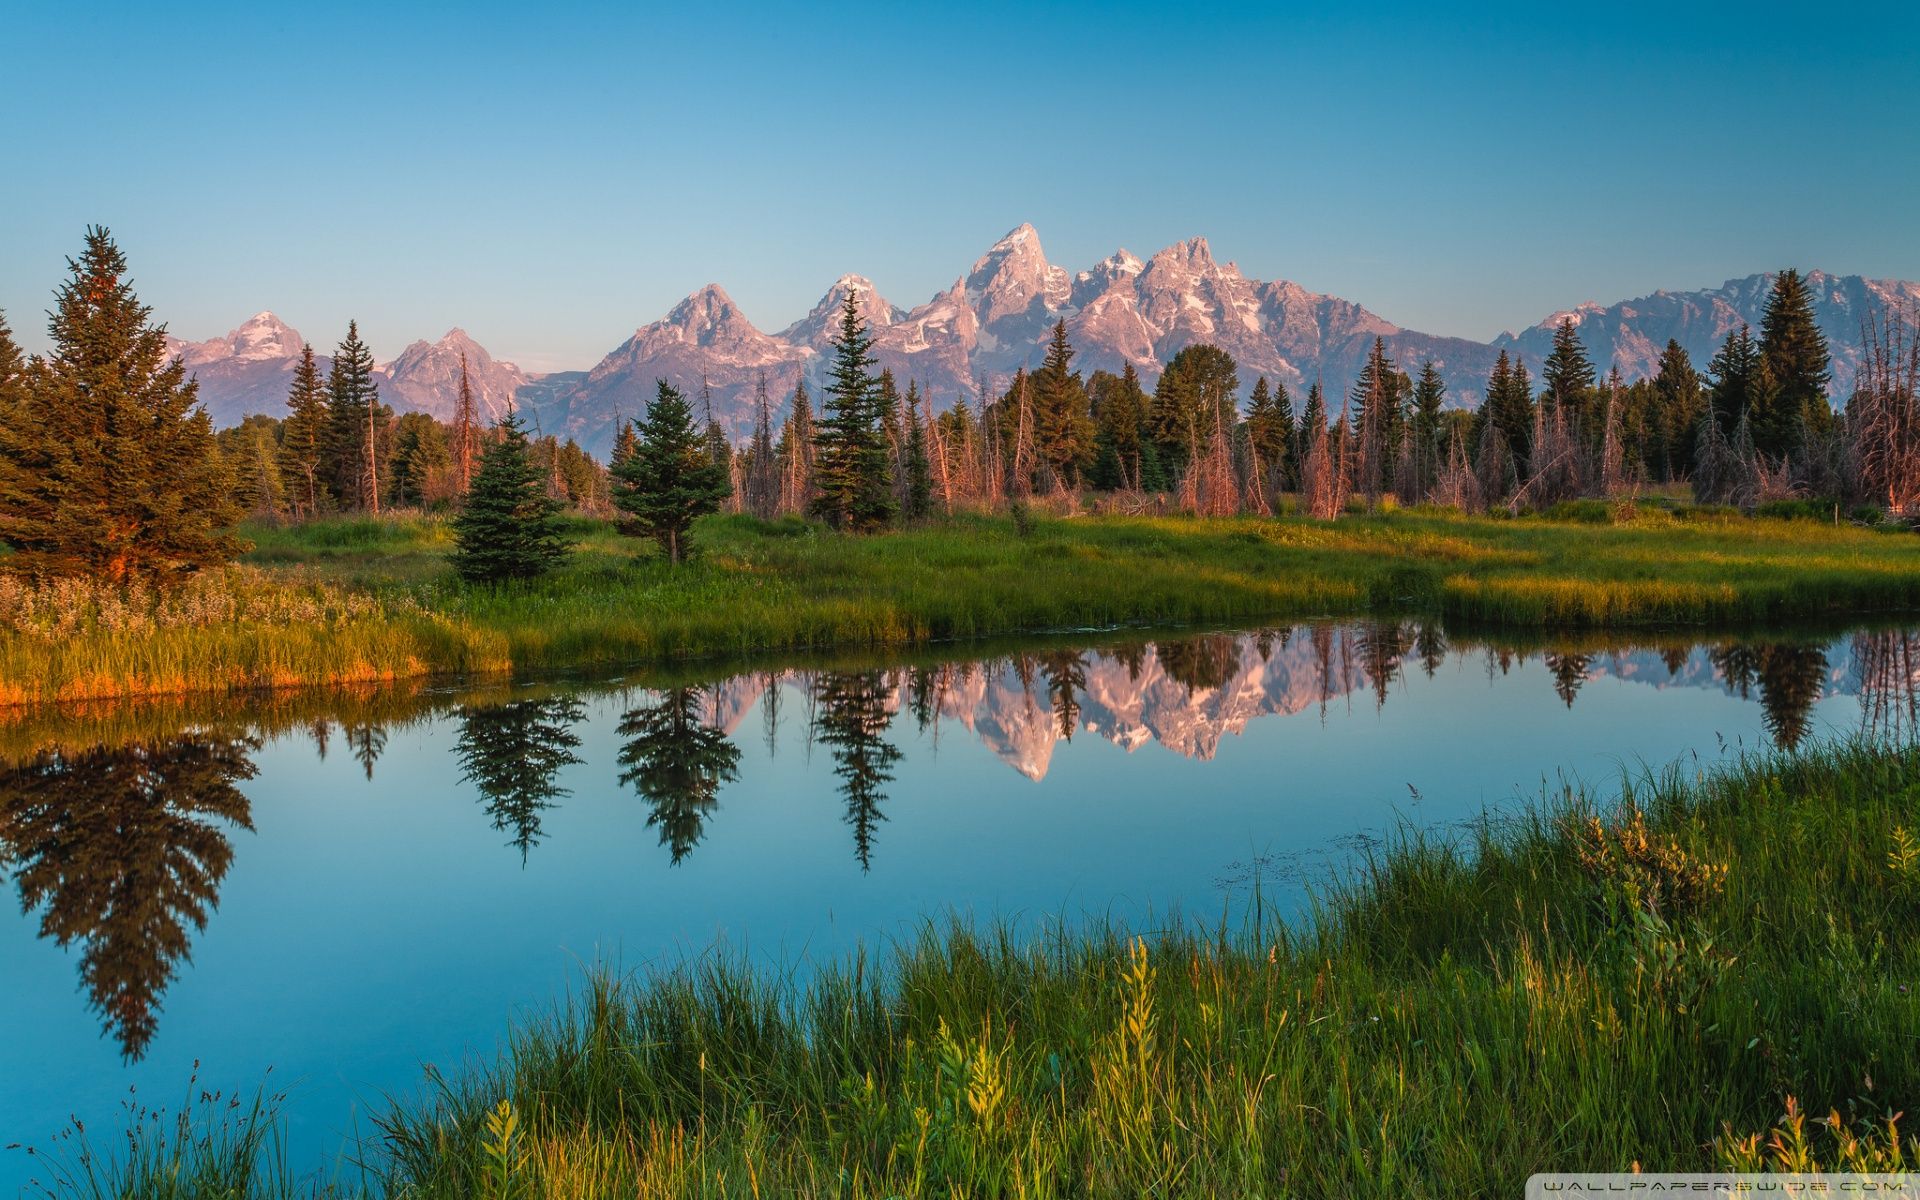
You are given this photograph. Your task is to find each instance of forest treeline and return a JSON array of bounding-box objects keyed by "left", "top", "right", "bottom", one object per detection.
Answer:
[{"left": 4, "top": 230, "right": 1917, "bottom": 586}]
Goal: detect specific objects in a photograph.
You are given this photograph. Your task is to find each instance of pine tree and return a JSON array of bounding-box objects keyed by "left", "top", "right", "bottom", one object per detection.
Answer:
[
  {"left": 453, "top": 351, "right": 479, "bottom": 496},
  {"left": 0, "top": 309, "right": 23, "bottom": 415},
  {"left": 450, "top": 408, "right": 571, "bottom": 583},
  {"left": 1651, "top": 339, "right": 1705, "bottom": 480},
  {"left": 777, "top": 380, "right": 817, "bottom": 516},
  {"left": 1031, "top": 319, "right": 1095, "bottom": 487},
  {"left": 1243, "top": 376, "right": 1293, "bottom": 494},
  {"left": 1089, "top": 363, "right": 1149, "bottom": 490},
  {"left": 1295, "top": 379, "right": 1328, "bottom": 488},
  {"left": 609, "top": 418, "right": 639, "bottom": 472},
  {"left": 1147, "top": 344, "right": 1239, "bottom": 471},
  {"left": 277, "top": 344, "right": 330, "bottom": 517},
  {"left": 1542, "top": 317, "right": 1597, "bottom": 430},
  {"left": 324, "top": 321, "right": 388, "bottom": 511},
  {"left": 390, "top": 412, "right": 451, "bottom": 506},
  {"left": 1707, "top": 324, "right": 1774, "bottom": 456},
  {"left": 611, "top": 379, "right": 729, "bottom": 564},
  {"left": 1411, "top": 361, "right": 1447, "bottom": 499},
  {"left": 810, "top": 288, "right": 895, "bottom": 531},
  {"left": 743, "top": 372, "right": 779, "bottom": 519},
  {"left": 1757, "top": 268, "right": 1834, "bottom": 458},
  {"left": 0, "top": 228, "right": 242, "bottom": 581},
  {"left": 1349, "top": 338, "right": 1402, "bottom": 502},
  {"left": 903, "top": 387, "right": 933, "bottom": 519},
  {"left": 1482, "top": 350, "right": 1534, "bottom": 471}
]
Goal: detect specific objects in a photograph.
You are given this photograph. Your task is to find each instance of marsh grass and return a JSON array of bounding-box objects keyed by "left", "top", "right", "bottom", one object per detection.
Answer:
[
  {"left": 42, "top": 740, "right": 1920, "bottom": 1197},
  {"left": 3, "top": 506, "right": 1918, "bottom": 704}
]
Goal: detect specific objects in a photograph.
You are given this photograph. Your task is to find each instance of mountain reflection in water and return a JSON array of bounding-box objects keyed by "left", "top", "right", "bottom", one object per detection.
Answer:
[{"left": 1, "top": 621, "right": 1916, "bottom": 1064}]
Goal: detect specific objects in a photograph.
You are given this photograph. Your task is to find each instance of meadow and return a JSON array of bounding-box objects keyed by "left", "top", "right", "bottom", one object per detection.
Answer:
[
  {"left": 33, "top": 737, "right": 1920, "bottom": 1197},
  {"left": 2, "top": 502, "right": 1918, "bottom": 705}
]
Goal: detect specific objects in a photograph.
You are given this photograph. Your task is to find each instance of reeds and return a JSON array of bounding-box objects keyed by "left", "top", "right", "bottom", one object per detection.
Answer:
[{"left": 4, "top": 505, "right": 1919, "bottom": 705}]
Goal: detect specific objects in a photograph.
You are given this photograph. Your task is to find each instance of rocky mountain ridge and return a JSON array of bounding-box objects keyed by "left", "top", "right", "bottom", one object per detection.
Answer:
[{"left": 163, "top": 227, "right": 1920, "bottom": 458}]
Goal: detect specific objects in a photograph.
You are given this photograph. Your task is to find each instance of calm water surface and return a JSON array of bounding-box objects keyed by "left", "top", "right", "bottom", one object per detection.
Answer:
[{"left": 3, "top": 620, "right": 1918, "bottom": 1189}]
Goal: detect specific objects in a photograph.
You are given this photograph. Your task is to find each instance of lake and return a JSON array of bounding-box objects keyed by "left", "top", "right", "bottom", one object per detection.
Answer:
[{"left": 3, "top": 619, "right": 1916, "bottom": 1189}]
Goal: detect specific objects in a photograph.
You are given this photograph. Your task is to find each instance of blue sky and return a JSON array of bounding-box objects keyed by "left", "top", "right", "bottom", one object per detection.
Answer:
[{"left": 3, "top": 1, "right": 1916, "bottom": 371}]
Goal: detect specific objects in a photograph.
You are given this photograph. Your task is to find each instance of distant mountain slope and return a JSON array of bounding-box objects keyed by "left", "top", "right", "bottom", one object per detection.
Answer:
[
  {"left": 1493, "top": 270, "right": 1920, "bottom": 396},
  {"left": 165, "top": 229, "right": 1920, "bottom": 460}
]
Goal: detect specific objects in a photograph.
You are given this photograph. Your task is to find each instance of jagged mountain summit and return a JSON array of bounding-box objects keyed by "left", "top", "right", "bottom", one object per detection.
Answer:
[{"left": 165, "top": 226, "right": 1920, "bottom": 459}]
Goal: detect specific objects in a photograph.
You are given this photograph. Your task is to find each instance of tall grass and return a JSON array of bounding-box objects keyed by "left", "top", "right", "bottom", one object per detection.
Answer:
[
  {"left": 4, "top": 505, "right": 1918, "bottom": 704},
  {"left": 37, "top": 740, "right": 1920, "bottom": 1196}
]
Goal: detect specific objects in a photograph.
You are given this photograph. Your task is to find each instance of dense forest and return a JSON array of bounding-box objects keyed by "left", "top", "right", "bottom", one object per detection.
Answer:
[{"left": 3, "top": 230, "right": 1917, "bottom": 586}]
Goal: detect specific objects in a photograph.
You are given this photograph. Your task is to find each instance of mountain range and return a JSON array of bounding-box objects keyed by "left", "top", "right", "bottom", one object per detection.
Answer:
[{"left": 164, "top": 225, "right": 1920, "bottom": 460}]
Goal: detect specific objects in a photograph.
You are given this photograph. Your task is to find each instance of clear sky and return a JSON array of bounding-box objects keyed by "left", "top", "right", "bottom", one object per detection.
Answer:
[{"left": 4, "top": 1, "right": 1916, "bottom": 371}]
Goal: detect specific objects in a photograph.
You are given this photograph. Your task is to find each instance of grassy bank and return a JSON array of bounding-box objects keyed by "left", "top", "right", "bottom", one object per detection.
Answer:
[
  {"left": 4, "top": 504, "right": 1919, "bottom": 704},
  {"left": 42, "top": 739, "right": 1920, "bottom": 1196}
]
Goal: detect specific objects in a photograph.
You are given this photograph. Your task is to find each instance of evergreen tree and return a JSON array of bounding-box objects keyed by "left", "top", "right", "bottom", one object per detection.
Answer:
[
  {"left": 903, "top": 386, "right": 933, "bottom": 519},
  {"left": 776, "top": 380, "right": 817, "bottom": 516},
  {"left": 1030, "top": 320, "right": 1096, "bottom": 486},
  {"left": 0, "top": 310, "right": 23, "bottom": 416},
  {"left": 1147, "top": 344, "right": 1239, "bottom": 470},
  {"left": 278, "top": 344, "right": 330, "bottom": 516},
  {"left": 1482, "top": 350, "right": 1534, "bottom": 471},
  {"left": 1542, "top": 317, "right": 1597, "bottom": 430},
  {"left": 324, "top": 321, "right": 389, "bottom": 511},
  {"left": 609, "top": 418, "right": 639, "bottom": 472},
  {"left": 0, "top": 228, "right": 242, "bottom": 581},
  {"left": 1411, "top": 361, "right": 1448, "bottom": 497},
  {"left": 231, "top": 416, "right": 288, "bottom": 519},
  {"left": 1349, "top": 338, "right": 1404, "bottom": 499},
  {"left": 390, "top": 412, "right": 450, "bottom": 506},
  {"left": 1707, "top": 324, "right": 1771, "bottom": 443},
  {"left": 1651, "top": 339, "right": 1705, "bottom": 480},
  {"left": 1243, "top": 376, "right": 1293, "bottom": 491},
  {"left": 1090, "top": 364, "right": 1149, "bottom": 489},
  {"left": 450, "top": 408, "right": 571, "bottom": 583},
  {"left": 810, "top": 289, "right": 895, "bottom": 531},
  {"left": 611, "top": 379, "right": 730, "bottom": 564},
  {"left": 616, "top": 685, "right": 742, "bottom": 865},
  {"left": 1757, "top": 268, "right": 1834, "bottom": 457},
  {"left": 744, "top": 372, "right": 779, "bottom": 519},
  {"left": 1295, "top": 379, "right": 1328, "bottom": 487}
]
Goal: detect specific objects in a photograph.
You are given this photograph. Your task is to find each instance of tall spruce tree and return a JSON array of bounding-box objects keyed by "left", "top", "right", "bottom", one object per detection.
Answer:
[
  {"left": 279, "top": 344, "right": 330, "bottom": 517},
  {"left": 611, "top": 379, "right": 730, "bottom": 564},
  {"left": 1482, "top": 350, "right": 1534, "bottom": 471},
  {"left": 1243, "top": 376, "right": 1293, "bottom": 491},
  {"left": 449, "top": 408, "right": 570, "bottom": 583},
  {"left": 1651, "top": 339, "right": 1705, "bottom": 480},
  {"left": 0, "top": 310, "right": 26, "bottom": 421},
  {"left": 1090, "top": 363, "right": 1150, "bottom": 490},
  {"left": 1757, "top": 268, "right": 1834, "bottom": 457},
  {"left": 743, "top": 372, "right": 779, "bottom": 519},
  {"left": 0, "top": 228, "right": 242, "bottom": 581},
  {"left": 902, "top": 387, "right": 933, "bottom": 519},
  {"left": 1707, "top": 324, "right": 1770, "bottom": 442},
  {"left": 810, "top": 288, "right": 895, "bottom": 531},
  {"left": 1031, "top": 320, "right": 1095, "bottom": 486},
  {"left": 1542, "top": 317, "right": 1597, "bottom": 430},
  {"left": 325, "top": 321, "right": 388, "bottom": 511},
  {"left": 1295, "top": 379, "right": 1328, "bottom": 487},
  {"left": 1411, "top": 361, "right": 1448, "bottom": 496}
]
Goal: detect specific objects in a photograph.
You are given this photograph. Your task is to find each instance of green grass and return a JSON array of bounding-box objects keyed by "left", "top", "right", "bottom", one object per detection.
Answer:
[
  {"left": 35, "top": 740, "right": 1920, "bottom": 1196},
  {"left": 4, "top": 504, "right": 1919, "bottom": 704}
]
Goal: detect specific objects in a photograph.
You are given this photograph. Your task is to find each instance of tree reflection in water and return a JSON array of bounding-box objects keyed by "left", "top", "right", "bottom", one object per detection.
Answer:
[
  {"left": 0, "top": 734, "right": 258, "bottom": 1060},
  {"left": 616, "top": 686, "right": 742, "bottom": 865},
  {"left": 453, "top": 697, "right": 587, "bottom": 861},
  {"left": 810, "top": 670, "right": 901, "bottom": 872}
]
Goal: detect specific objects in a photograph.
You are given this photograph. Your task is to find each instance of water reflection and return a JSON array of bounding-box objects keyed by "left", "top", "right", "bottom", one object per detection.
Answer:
[
  {"left": 812, "top": 671, "right": 901, "bottom": 872},
  {"left": 454, "top": 698, "right": 587, "bottom": 860},
  {"left": 3, "top": 621, "right": 1918, "bottom": 1065},
  {"left": 616, "top": 686, "right": 741, "bottom": 865},
  {"left": 0, "top": 734, "right": 257, "bottom": 1059}
]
